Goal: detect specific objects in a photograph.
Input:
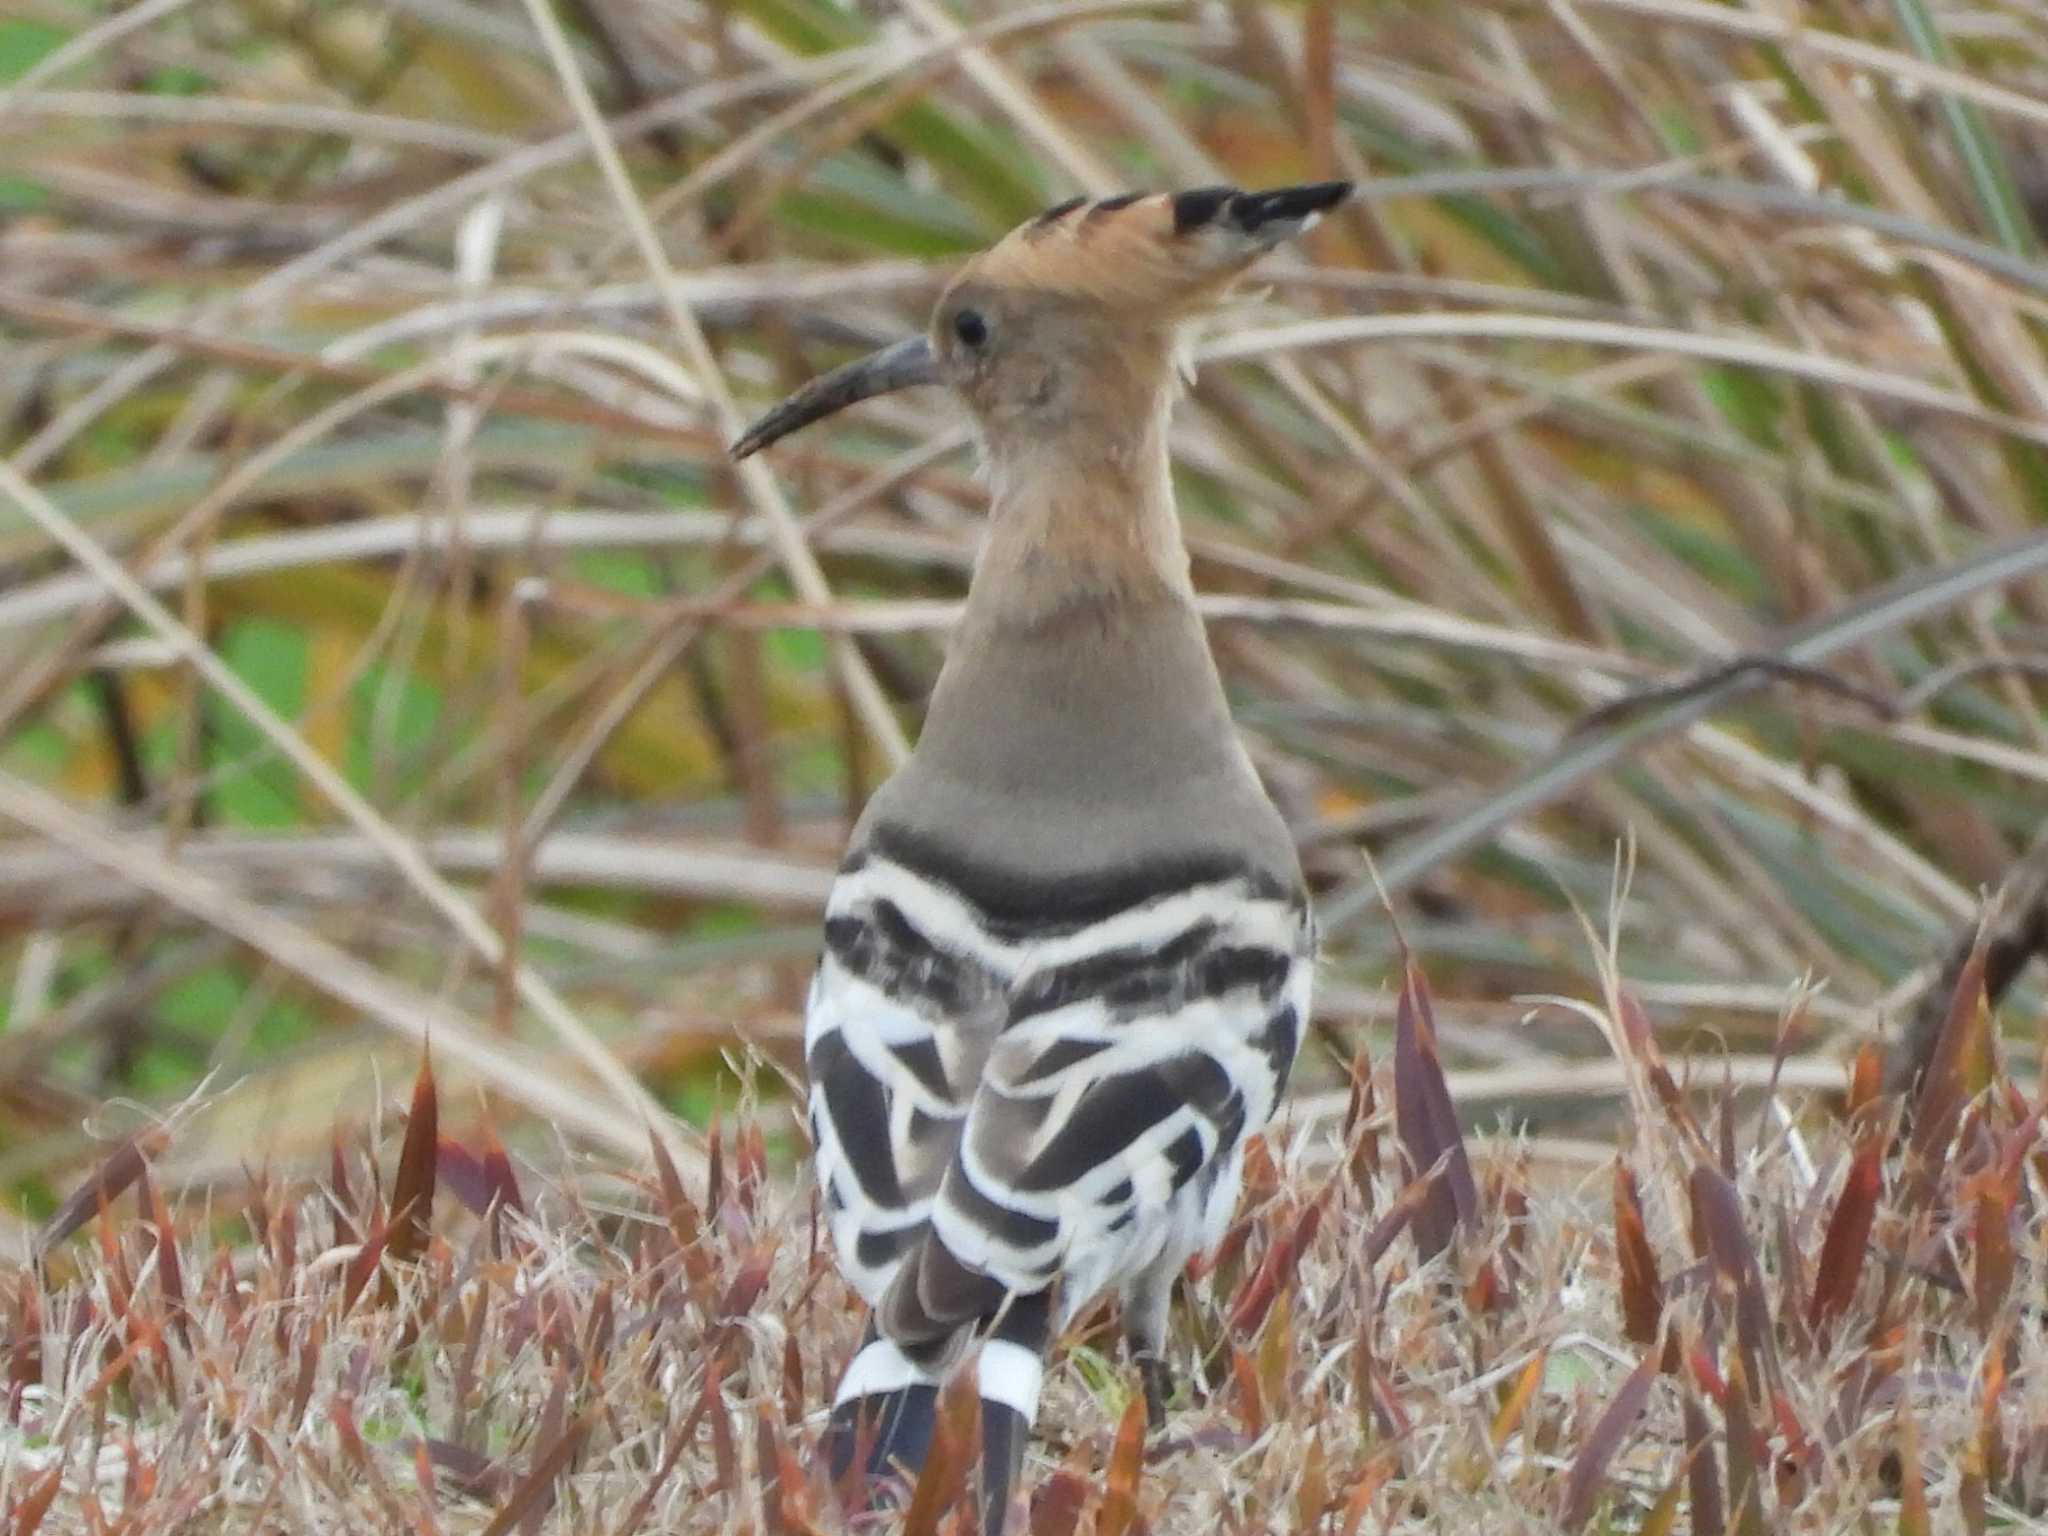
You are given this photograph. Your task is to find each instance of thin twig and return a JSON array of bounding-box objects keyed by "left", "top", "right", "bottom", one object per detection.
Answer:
[
  {"left": 1573, "top": 657, "right": 1896, "bottom": 734},
  {"left": 1575, "top": 652, "right": 2048, "bottom": 734}
]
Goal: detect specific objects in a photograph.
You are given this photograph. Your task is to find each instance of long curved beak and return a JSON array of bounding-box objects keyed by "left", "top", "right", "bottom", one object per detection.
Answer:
[{"left": 729, "top": 335, "right": 939, "bottom": 460}]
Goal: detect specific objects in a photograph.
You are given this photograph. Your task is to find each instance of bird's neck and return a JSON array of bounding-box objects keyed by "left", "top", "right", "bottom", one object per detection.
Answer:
[
  {"left": 890, "top": 399, "right": 1276, "bottom": 862},
  {"left": 960, "top": 402, "right": 1190, "bottom": 638}
]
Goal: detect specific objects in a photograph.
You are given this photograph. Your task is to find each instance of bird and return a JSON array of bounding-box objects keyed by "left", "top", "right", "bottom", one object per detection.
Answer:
[{"left": 731, "top": 182, "right": 1340, "bottom": 1532}]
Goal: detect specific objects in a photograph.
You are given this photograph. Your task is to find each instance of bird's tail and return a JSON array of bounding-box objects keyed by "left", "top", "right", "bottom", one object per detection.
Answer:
[
  {"left": 826, "top": 1295, "right": 1052, "bottom": 1536},
  {"left": 973, "top": 1291, "right": 1051, "bottom": 1536},
  {"left": 827, "top": 1321, "right": 943, "bottom": 1499}
]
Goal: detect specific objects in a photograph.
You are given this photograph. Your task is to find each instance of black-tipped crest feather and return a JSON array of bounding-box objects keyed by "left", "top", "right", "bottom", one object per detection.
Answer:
[
  {"left": 1029, "top": 195, "right": 1087, "bottom": 233},
  {"left": 1173, "top": 179, "right": 1351, "bottom": 236},
  {"left": 1087, "top": 191, "right": 1146, "bottom": 219},
  {"left": 1170, "top": 185, "right": 1234, "bottom": 234}
]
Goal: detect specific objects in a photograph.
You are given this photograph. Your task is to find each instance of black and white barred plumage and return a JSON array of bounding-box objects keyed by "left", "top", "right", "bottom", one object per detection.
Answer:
[{"left": 810, "top": 833, "right": 1313, "bottom": 1523}]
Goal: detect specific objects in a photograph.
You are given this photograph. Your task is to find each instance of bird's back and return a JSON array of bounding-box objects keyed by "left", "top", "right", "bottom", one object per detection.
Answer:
[{"left": 806, "top": 591, "right": 1311, "bottom": 1347}]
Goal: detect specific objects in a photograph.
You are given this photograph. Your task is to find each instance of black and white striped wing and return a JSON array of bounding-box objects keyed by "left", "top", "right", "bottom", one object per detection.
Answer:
[
  {"left": 805, "top": 854, "right": 1009, "bottom": 1307},
  {"left": 914, "top": 877, "right": 1314, "bottom": 1326}
]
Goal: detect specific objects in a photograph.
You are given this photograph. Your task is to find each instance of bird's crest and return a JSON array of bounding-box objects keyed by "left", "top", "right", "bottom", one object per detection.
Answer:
[
  {"left": 729, "top": 181, "right": 1350, "bottom": 460},
  {"left": 962, "top": 182, "right": 1350, "bottom": 312}
]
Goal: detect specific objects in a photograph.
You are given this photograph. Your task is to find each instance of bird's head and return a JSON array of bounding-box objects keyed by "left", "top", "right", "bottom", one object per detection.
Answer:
[{"left": 729, "top": 182, "right": 1350, "bottom": 462}]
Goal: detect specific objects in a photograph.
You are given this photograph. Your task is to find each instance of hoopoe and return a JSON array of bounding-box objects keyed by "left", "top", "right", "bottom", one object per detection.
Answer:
[{"left": 732, "top": 182, "right": 1342, "bottom": 1531}]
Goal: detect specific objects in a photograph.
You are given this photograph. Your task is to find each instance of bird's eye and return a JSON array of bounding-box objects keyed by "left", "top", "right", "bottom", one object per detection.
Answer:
[{"left": 952, "top": 308, "right": 989, "bottom": 348}]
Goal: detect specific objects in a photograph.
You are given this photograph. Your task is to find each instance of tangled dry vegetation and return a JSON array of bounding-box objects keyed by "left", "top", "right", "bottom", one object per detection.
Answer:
[
  {"left": 10, "top": 948, "right": 2048, "bottom": 1532},
  {"left": 11, "top": 0, "right": 2048, "bottom": 1527}
]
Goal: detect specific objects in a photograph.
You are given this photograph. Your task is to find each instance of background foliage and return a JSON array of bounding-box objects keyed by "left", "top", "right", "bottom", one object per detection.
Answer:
[{"left": 7, "top": 0, "right": 2048, "bottom": 1525}]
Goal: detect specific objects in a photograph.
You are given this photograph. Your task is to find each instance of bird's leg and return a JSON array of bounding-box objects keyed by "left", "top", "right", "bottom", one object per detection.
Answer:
[
  {"left": 1121, "top": 1266, "right": 1176, "bottom": 1431},
  {"left": 1137, "top": 1354, "right": 1173, "bottom": 1431}
]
